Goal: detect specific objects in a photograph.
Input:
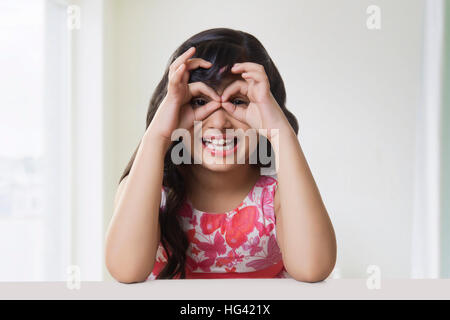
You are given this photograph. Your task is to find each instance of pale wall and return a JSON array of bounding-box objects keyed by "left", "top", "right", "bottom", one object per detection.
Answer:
[{"left": 103, "top": 0, "right": 425, "bottom": 279}]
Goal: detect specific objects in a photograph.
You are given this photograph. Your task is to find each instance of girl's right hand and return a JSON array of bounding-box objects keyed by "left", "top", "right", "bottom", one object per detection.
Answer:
[{"left": 149, "top": 46, "right": 221, "bottom": 143}]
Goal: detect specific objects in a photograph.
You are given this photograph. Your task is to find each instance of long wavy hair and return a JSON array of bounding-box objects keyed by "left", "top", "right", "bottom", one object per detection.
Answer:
[{"left": 119, "top": 28, "right": 299, "bottom": 279}]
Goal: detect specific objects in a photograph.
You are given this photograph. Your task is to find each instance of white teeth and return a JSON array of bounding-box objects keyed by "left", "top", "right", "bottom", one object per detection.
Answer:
[
  {"left": 203, "top": 137, "right": 236, "bottom": 151},
  {"left": 212, "top": 139, "right": 227, "bottom": 145},
  {"left": 206, "top": 143, "right": 233, "bottom": 151},
  {"left": 203, "top": 138, "right": 233, "bottom": 145}
]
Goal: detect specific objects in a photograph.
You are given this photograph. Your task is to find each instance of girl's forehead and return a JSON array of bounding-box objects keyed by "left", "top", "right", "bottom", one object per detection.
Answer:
[{"left": 213, "top": 74, "right": 242, "bottom": 92}]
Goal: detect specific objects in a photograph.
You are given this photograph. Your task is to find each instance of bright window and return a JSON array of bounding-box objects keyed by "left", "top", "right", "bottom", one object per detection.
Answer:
[{"left": 0, "top": 0, "right": 70, "bottom": 281}]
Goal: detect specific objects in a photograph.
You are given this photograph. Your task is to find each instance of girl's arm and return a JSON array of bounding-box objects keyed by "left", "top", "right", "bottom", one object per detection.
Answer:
[
  {"left": 271, "top": 124, "right": 337, "bottom": 282},
  {"left": 105, "top": 130, "right": 169, "bottom": 283},
  {"left": 223, "top": 62, "right": 337, "bottom": 282},
  {"left": 105, "top": 46, "right": 220, "bottom": 283}
]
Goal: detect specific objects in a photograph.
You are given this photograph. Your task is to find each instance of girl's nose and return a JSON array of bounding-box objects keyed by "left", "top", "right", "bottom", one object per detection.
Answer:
[{"left": 204, "top": 107, "right": 232, "bottom": 130}]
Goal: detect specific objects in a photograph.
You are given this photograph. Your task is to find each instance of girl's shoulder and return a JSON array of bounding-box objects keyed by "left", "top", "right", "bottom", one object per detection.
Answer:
[
  {"left": 247, "top": 173, "right": 278, "bottom": 207},
  {"left": 249, "top": 173, "right": 278, "bottom": 200},
  {"left": 254, "top": 173, "right": 278, "bottom": 189}
]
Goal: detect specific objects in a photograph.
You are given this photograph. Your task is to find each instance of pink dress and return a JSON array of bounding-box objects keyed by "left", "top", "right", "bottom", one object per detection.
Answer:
[{"left": 147, "top": 174, "right": 292, "bottom": 279}]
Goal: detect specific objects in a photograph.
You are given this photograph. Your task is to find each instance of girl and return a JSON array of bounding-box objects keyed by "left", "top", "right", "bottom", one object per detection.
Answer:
[{"left": 105, "top": 28, "right": 336, "bottom": 282}]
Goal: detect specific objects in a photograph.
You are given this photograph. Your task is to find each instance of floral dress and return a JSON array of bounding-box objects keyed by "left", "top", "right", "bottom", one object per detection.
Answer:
[{"left": 147, "top": 174, "right": 292, "bottom": 279}]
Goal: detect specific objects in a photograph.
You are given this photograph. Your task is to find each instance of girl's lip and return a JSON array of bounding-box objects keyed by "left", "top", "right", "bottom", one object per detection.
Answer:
[{"left": 201, "top": 137, "right": 239, "bottom": 157}]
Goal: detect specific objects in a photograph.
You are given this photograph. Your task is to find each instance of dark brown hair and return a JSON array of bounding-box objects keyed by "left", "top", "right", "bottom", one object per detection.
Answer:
[{"left": 119, "top": 28, "right": 299, "bottom": 279}]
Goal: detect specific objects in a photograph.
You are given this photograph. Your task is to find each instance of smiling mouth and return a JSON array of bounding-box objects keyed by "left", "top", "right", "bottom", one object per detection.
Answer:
[{"left": 201, "top": 136, "right": 239, "bottom": 156}]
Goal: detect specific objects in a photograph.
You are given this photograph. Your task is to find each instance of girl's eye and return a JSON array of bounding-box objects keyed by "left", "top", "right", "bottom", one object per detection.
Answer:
[
  {"left": 191, "top": 98, "right": 207, "bottom": 107},
  {"left": 232, "top": 98, "right": 247, "bottom": 106}
]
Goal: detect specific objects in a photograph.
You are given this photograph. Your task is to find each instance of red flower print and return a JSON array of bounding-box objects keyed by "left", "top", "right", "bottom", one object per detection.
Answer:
[
  {"left": 186, "top": 255, "right": 215, "bottom": 272},
  {"left": 216, "top": 250, "right": 244, "bottom": 268},
  {"left": 215, "top": 252, "right": 232, "bottom": 268},
  {"left": 255, "top": 176, "right": 277, "bottom": 188},
  {"left": 154, "top": 244, "right": 168, "bottom": 263},
  {"left": 195, "top": 231, "right": 227, "bottom": 259},
  {"left": 255, "top": 221, "right": 274, "bottom": 237},
  {"left": 231, "top": 250, "right": 244, "bottom": 263},
  {"left": 225, "top": 267, "right": 236, "bottom": 273},
  {"left": 242, "top": 236, "right": 263, "bottom": 255},
  {"left": 245, "top": 235, "right": 282, "bottom": 270},
  {"left": 179, "top": 202, "right": 193, "bottom": 218},
  {"left": 150, "top": 244, "right": 168, "bottom": 277},
  {"left": 221, "top": 206, "right": 258, "bottom": 249},
  {"left": 260, "top": 187, "right": 276, "bottom": 222},
  {"left": 200, "top": 213, "right": 227, "bottom": 234},
  {"left": 151, "top": 258, "right": 166, "bottom": 277},
  {"left": 190, "top": 214, "right": 198, "bottom": 227},
  {"left": 191, "top": 246, "right": 201, "bottom": 256},
  {"left": 247, "top": 184, "right": 257, "bottom": 202},
  {"left": 186, "top": 228, "right": 200, "bottom": 245}
]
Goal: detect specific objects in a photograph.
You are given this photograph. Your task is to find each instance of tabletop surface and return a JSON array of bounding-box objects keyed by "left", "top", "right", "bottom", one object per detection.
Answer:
[{"left": 0, "top": 279, "right": 449, "bottom": 300}]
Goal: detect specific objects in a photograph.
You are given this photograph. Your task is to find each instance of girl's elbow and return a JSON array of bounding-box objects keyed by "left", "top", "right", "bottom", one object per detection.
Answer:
[
  {"left": 116, "top": 274, "right": 148, "bottom": 284},
  {"left": 108, "top": 267, "right": 150, "bottom": 284},
  {"left": 284, "top": 255, "right": 336, "bottom": 283},
  {"left": 292, "top": 269, "right": 332, "bottom": 283},
  {"left": 105, "top": 255, "right": 152, "bottom": 284}
]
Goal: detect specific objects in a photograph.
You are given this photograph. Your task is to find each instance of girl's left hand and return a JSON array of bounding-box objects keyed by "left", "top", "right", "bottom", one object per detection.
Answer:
[{"left": 221, "top": 62, "right": 288, "bottom": 139}]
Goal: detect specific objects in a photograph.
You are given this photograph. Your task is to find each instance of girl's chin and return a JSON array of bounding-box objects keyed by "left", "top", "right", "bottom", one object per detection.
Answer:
[
  {"left": 189, "top": 153, "right": 246, "bottom": 171},
  {"left": 199, "top": 162, "right": 239, "bottom": 172},
  {"left": 202, "top": 155, "right": 239, "bottom": 168}
]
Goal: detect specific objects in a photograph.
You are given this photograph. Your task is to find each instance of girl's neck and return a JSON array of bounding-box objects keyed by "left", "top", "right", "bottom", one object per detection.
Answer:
[{"left": 184, "top": 164, "right": 261, "bottom": 212}]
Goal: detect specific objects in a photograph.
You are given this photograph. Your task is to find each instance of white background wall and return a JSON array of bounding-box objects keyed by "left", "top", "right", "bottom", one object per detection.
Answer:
[{"left": 103, "top": 0, "right": 425, "bottom": 279}]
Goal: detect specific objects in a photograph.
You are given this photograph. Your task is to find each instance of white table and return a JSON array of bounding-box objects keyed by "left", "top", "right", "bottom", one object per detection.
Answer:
[{"left": 0, "top": 279, "right": 449, "bottom": 300}]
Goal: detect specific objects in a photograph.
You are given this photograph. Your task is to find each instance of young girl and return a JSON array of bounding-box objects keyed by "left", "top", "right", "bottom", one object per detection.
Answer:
[{"left": 105, "top": 28, "right": 336, "bottom": 282}]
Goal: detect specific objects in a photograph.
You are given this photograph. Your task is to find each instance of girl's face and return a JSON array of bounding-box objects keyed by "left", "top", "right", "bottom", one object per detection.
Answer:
[{"left": 185, "top": 74, "right": 257, "bottom": 172}]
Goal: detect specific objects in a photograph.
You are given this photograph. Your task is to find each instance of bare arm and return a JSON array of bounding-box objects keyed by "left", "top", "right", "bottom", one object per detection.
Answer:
[
  {"left": 105, "top": 46, "right": 221, "bottom": 283},
  {"left": 105, "top": 131, "right": 169, "bottom": 283},
  {"left": 224, "top": 61, "right": 337, "bottom": 283},
  {"left": 272, "top": 125, "right": 337, "bottom": 283}
]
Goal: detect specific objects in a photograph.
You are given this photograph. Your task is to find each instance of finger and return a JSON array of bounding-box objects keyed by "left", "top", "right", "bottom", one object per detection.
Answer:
[
  {"left": 231, "top": 62, "right": 265, "bottom": 74},
  {"left": 170, "top": 46, "right": 196, "bottom": 74},
  {"left": 193, "top": 101, "right": 221, "bottom": 121},
  {"left": 189, "top": 82, "right": 221, "bottom": 101},
  {"left": 241, "top": 71, "right": 267, "bottom": 83},
  {"left": 182, "top": 66, "right": 190, "bottom": 84},
  {"left": 221, "top": 80, "right": 248, "bottom": 103},
  {"left": 169, "top": 63, "right": 186, "bottom": 86},
  {"left": 181, "top": 58, "right": 213, "bottom": 85},
  {"left": 221, "top": 101, "right": 247, "bottom": 122},
  {"left": 185, "top": 58, "right": 213, "bottom": 71}
]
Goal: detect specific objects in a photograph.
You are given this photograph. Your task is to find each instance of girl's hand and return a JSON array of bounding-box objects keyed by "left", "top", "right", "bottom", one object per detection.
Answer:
[
  {"left": 150, "top": 47, "right": 221, "bottom": 142},
  {"left": 221, "top": 62, "right": 289, "bottom": 139}
]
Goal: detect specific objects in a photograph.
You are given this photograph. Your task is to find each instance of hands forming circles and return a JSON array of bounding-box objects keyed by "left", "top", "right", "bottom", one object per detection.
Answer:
[
  {"left": 221, "top": 62, "right": 286, "bottom": 135},
  {"left": 166, "top": 47, "right": 221, "bottom": 130},
  {"left": 159, "top": 46, "right": 286, "bottom": 140}
]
